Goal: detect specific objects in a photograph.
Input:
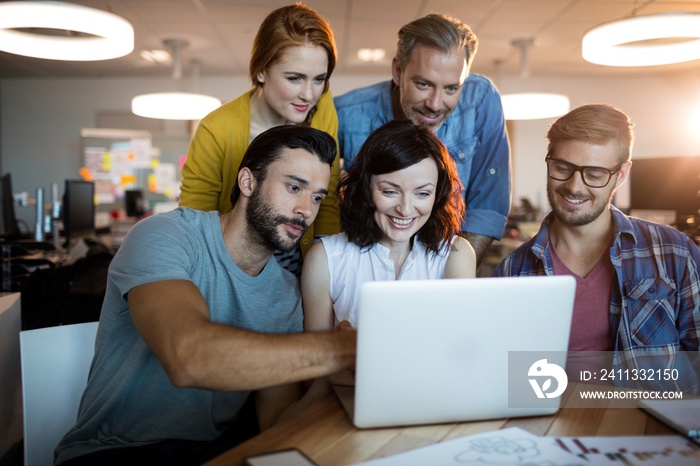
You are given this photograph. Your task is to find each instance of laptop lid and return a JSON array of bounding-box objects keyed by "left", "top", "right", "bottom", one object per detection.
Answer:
[{"left": 350, "top": 275, "right": 576, "bottom": 428}]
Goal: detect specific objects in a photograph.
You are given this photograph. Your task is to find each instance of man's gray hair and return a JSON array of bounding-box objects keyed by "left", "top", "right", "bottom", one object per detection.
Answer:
[{"left": 396, "top": 14, "right": 478, "bottom": 70}]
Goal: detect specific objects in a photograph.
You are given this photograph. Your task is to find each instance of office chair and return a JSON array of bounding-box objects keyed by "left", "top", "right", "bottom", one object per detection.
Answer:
[{"left": 19, "top": 321, "right": 98, "bottom": 466}]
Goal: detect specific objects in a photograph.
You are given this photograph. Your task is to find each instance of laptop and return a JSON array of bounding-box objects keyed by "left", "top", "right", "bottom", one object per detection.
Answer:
[{"left": 335, "top": 275, "right": 576, "bottom": 428}]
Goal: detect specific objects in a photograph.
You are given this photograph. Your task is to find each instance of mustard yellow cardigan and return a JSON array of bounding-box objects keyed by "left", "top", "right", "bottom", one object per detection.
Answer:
[{"left": 179, "top": 90, "right": 341, "bottom": 256}]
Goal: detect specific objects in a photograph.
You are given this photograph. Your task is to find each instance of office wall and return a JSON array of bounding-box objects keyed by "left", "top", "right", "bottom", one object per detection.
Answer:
[
  {"left": 2, "top": 70, "right": 700, "bottom": 227},
  {"left": 502, "top": 70, "right": 700, "bottom": 214}
]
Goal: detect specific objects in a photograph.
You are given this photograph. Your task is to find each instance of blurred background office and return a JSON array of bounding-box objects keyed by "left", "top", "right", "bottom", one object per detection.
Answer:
[
  {"left": 1, "top": 0, "right": 700, "bottom": 254},
  {"left": 2, "top": 2, "right": 700, "bottom": 462}
]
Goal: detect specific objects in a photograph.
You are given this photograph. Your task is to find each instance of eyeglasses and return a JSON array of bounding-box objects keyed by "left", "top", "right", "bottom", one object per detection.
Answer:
[{"left": 545, "top": 157, "right": 623, "bottom": 188}]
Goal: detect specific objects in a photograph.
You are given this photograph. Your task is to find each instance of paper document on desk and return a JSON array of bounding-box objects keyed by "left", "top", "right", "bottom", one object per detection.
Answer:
[
  {"left": 554, "top": 435, "right": 700, "bottom": 465},
  {"left": 351, "top": 427, "right": 583, "bottom": 466}
]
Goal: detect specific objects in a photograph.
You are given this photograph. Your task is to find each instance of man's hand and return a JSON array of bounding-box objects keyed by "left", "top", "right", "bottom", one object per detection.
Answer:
[
  {"left": 335, "top": 320, "right": 354, "bottom": 332},
  {"left": 129, "top": 280, "right": 357, "bottom": 391}
]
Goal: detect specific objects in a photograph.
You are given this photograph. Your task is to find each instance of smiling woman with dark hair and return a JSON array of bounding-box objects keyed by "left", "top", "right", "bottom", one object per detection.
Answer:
[{"left": 301, "top": 119, "right": 476, "bottom": 330}]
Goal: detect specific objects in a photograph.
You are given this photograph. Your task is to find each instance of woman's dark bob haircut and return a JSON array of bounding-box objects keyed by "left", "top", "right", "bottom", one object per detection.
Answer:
[{"left": 340, "top": 119, "right": 464, "bottom": 253}]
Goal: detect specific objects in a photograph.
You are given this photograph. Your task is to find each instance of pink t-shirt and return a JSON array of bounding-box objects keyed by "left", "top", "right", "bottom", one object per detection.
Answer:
[{"left": 550, "top": 239, "right": 615, "bottom": 351}]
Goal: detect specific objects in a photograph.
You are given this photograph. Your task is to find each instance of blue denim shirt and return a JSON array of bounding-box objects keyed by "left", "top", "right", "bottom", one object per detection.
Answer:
[{"left": 334, "top": 76, "right": 511, "bottom": 239}]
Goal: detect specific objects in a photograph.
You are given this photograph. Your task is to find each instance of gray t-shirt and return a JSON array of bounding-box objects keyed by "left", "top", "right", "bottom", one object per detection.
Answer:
[{"left": 55, "top": 207, "right": 302, "bottom": 464}]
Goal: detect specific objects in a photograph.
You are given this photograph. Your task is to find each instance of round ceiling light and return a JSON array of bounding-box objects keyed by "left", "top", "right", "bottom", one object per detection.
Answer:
[
  {"left": 357, "top": 48, "right": 386, "bottom": 62},
  {"left": 132, "top": 93, "right": 222, "bottom": 121},
  {"left": 501, "top": 93, "right": 570, "bottom": 121},
  {"left": 0, "top": 1, "right": 134, "bottom": 61},
  {"left": 582, "top": 12, "right": 700, "bottom": 67}
]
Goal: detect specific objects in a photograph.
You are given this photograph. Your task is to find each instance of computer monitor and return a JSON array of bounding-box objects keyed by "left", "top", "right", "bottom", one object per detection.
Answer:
[
  {"left": 125, "top": 189, "right": 145, "bottom": 218},
  {"left": 630, "top": 156, "right": 700, "bottom": 218},
  {"left": 62, "top": 180, "right": 95, "bottom": 247},
  {"left": 0, "top": 173, "right": 21, "bottom": 239}
]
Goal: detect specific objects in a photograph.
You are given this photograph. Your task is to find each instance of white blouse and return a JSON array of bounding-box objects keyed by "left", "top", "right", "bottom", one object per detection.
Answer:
[{"left": 321, "top": 233, "right": 453, "bottom": 327}]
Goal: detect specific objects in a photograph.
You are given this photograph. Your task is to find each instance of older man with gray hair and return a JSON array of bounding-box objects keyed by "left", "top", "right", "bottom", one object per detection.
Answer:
[{"left": 335, "top": 13, "right": 511, "bottom": 265}]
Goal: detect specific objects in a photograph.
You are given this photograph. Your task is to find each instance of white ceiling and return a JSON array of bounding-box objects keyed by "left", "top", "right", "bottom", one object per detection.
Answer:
[{"left": 2, "top": 0, "right": 700, "bottom": 79}]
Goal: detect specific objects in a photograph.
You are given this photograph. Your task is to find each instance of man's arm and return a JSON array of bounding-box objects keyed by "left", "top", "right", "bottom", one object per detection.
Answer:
[
  {"left": 254, "top": 322, "right": 357, "bottom": 429},
  {"left": 679, "top": 241, "right": 700, "bottom": 351},
  {"left": 128, "top": 280, "right": 356, "bottom": 392},
  {"left": 255, "top": 383, "right": 304, "bottom": 430},
  {"left": 458, "top": 77, "right": 511, "bottom": 248},
  {"left": 463, "top": 232, "right": 494, "bottom": 267}
]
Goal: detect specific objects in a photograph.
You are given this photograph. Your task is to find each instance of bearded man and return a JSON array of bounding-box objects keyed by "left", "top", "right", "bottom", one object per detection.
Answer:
[
  {"left": 494, "top": 104, "right": 699, "bottom": 393},
  {"left": 55, "top": 125, "right": 356, "bottom": 465}
]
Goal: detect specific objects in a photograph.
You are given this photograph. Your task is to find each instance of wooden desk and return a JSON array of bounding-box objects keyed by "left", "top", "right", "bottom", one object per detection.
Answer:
[{"left": 204, "top": 383, "right": 678, "bottom": 466}]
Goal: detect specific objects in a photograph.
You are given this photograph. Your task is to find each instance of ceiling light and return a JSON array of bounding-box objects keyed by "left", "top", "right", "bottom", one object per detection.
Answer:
[
  {"left": 140, "top": 49, "right": 171, "bottom": 64},
  {"left": 0, "top": 1, "right": 134, "bottom": 61},
  {"left": 131, "top": 39, "right": 221, "bottom": 120},
  {"left": 357, "top": 48, "right": 386, "bottom": 62},
  {"left": 501, "top": 93, "right": 571, "bottom": 120},
  {"left": 582, "top": 12, "right": 700, "bottom": 66},
  {"left": 499, "top": 39, "right": 570, "bottom": 121},
  {"left": 132, "top": 93, "right": 222, "bottom": 121}
]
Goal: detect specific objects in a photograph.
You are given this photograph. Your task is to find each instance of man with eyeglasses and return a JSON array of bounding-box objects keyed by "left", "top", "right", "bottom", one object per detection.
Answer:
[{"left": 493, "top": 104, "right": 699, "bottom": 388}]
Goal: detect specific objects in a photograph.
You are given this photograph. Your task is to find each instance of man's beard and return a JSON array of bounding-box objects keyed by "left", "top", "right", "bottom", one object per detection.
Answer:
[
  {"left": 245, "top": 188, "right": 308, "bottom": 253},
  {"left": 547, "top": 185, "right": 613, "bottom": 227},
  {"left": 402, "top": 103, "right": 448, "bottom": 132}
]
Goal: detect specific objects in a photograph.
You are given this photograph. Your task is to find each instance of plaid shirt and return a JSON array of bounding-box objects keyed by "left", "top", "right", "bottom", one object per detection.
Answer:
[{"left": 494, "top": 206, "right": 700, "bottom": 392}]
